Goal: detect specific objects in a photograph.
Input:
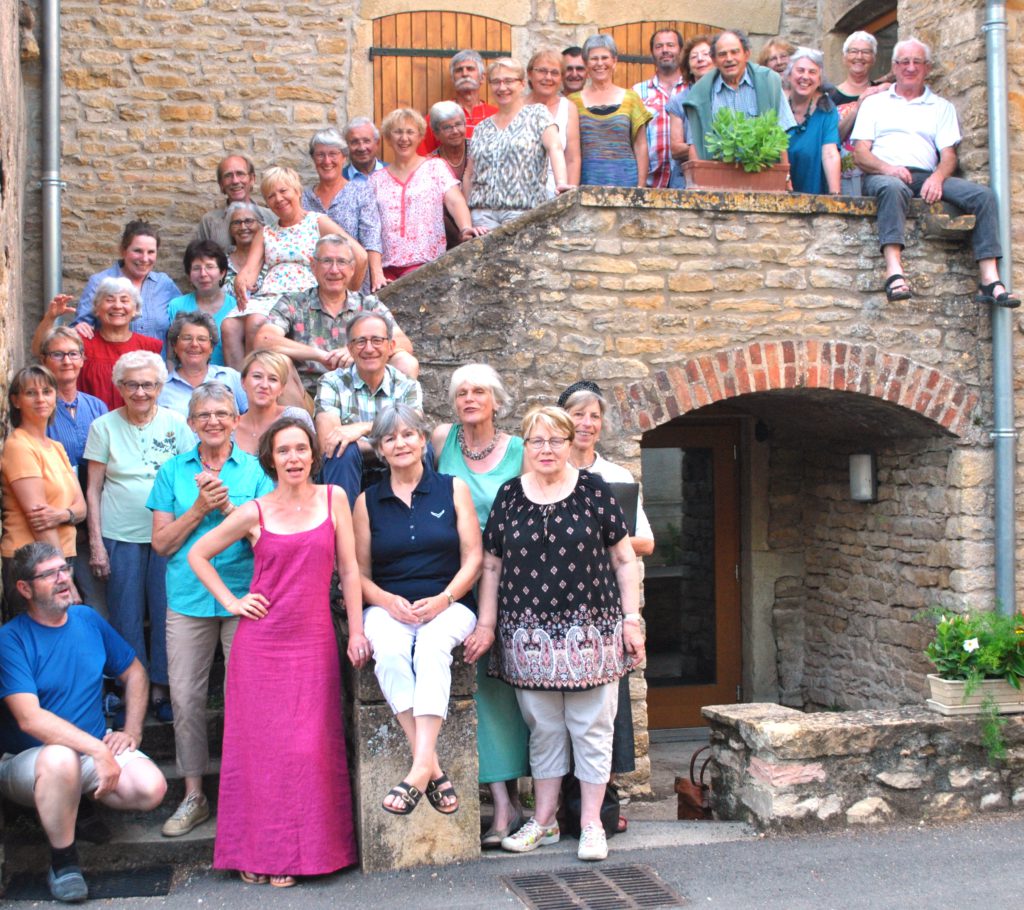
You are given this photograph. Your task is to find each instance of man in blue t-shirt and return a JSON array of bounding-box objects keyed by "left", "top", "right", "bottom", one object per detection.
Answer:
[{"left": 0, "top": 543, "right": 167, "bottom": 903}]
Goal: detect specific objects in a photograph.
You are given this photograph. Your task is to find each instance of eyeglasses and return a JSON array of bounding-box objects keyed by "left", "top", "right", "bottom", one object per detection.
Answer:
[
  {"left": 230, "top": 218, "right": 258, "bottom": 228},
  {"left": 313, "top": 150, "right": 342, "bottom": 160},
  {"left": 525, "top": 436, "right": 569, "bottom": 451},
  {"left": 531, "top": 67, "right": 561, "bottom": 78},
  {"left": 193, "top": 410, "right": 233, "bottom": 423},
  {"left": 178, "top": 334, "right": 212, "bottom": 346},
  {"left": 489, "top": 78, "right": 522, "bottom": 88},
  {"left": 315, "top": 257, "right": 353, "bottom": 269},
  {"left": 437, "top": 121, "right": 465, "bottom": 133},
  {"left": 893, "top": 57, "right": 928, "bottom": 67},
  {"left": 30, "top": 563, "right": 72, "bottom": 582},
  {"left": 348, "top": 335, "right": 388, "bottom": 348},
  {"left": 846, "top": 48, "right": 874, "bottom": 57},
  {"left": 45, "top": 350, "right": 83, "bottom": 362},
  {"left": 120, "top": 380, "right": 159, "bottom": 393}
]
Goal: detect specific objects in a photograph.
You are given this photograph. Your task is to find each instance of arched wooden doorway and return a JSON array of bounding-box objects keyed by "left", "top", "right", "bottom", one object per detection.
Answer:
[
  {"left": 599, "top": 19, "right": 719, "bottom": 89},
  {"left": 371, "top": 12, "right": 512, "bottom": 127}
]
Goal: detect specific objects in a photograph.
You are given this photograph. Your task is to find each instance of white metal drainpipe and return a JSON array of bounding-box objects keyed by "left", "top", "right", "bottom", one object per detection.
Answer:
[
  {"left": 984, "top": 0, "right": 1016, "bottom": 614},
  {"left": 40, "top": 0, "right": 63, "bottom": 304}
]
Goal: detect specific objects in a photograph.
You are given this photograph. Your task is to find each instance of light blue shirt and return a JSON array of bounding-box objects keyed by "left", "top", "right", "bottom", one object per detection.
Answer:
[
  {"left": 147, "top": 445, "right": 273, "bottom": 618},
  {"left": 685, "top": 67, "right": 796, "bottom": 142},
  {"left": 342, "top": 159, "right": 387, "bottom": 182},
  {"left": 74, "top": 262, "right": 180, "bottom": 343},
  {"left": 158, "top": 365, "right": 248, "bottom": 427}
]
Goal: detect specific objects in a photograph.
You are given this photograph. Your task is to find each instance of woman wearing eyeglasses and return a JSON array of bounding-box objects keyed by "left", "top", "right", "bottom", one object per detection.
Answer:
[
  {"left": 84, "top": 351, "right": 193, "bottom": 722},
  {"left": 785, "top": 47, "right": 841, "bottom": 196},
  {"left": 463, "top": 57, "right": 571, "bottom": 231},
  {"left": 1, "top": 365, "right": 87, "bottom": 620},
  {"left": 478, "top": 405, "right": 643, "bottom": 863}
]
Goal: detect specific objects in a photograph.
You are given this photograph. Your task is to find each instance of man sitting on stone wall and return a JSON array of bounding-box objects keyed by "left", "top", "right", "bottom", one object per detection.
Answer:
[
  {"left": 254, "top": 234, "right": 417, "bottom": 407},
  {"left": 418, "top": 49, "right": 497, "bottom": 154},
  {"left": 0, "top": 543, "right": 167, "bottom": 903},
  {"left": 682, "top": 29, "right": 796, "bottom": 162},
  {"left": 193, "top": 155, "right": 277, "bottom": 252},
  {"left": 314, "top": 312, "right": 424, "bottom": 505},
  {"left": 342, "top": 117, "right": 388, "bottom": 181},
  {"left": 853, "top": 37, "right": 1019, "bottom": 307}
]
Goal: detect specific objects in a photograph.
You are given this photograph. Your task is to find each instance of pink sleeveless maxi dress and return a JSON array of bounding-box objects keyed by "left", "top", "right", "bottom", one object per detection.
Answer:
[{"left": 213, "top": 488, "right": 358, "bottom": 876}]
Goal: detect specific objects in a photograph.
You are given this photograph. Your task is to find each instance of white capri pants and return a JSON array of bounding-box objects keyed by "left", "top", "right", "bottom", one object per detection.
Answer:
[
  {"left": 515, "top": 681, "right": 618, "bottom": 785},
  {"left": 363, "top": 603, "right": 477, "bottom": 718}
]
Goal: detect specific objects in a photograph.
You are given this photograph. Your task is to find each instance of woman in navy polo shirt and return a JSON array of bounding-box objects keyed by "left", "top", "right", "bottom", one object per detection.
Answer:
[{"left": 352, "top": 404, "right": 482, "bottom": 816}]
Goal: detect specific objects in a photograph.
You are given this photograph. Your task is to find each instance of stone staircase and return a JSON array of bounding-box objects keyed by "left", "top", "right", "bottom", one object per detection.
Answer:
[{"left": 1, "top": 683, "right": 223, "bottom": 881}]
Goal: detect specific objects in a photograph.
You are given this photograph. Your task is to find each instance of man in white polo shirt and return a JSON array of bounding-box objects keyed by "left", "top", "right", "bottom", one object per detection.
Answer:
[{"left": 853, "top": 37, "right": 1018, "bottom": 307}]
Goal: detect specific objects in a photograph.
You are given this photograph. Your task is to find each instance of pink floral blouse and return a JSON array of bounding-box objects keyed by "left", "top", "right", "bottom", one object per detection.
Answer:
[{"left": 371, "top": 159, "right": 457, "bottom": 268}]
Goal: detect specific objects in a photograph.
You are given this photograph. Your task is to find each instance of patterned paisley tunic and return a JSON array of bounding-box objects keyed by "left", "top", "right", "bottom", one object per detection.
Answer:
[
  {"left": 483, "top": 470, "right": 631, "bottom": 691},
  {"left": 467, "top": 104, "right": 554, "bottom": 211}
]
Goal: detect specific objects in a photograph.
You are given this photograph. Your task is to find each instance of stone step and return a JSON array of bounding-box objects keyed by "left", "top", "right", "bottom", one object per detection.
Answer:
[{"left": 125, "top": 709, "right": 224, "bottom": 764}]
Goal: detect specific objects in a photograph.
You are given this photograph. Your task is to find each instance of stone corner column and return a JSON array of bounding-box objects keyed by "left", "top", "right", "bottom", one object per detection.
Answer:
[{"left": 348, "top": 645, "right": 480, "bottom": 873}]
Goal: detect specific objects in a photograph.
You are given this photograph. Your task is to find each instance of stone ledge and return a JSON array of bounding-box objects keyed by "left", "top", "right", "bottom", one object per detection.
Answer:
[{"left": 703, "top": 702, "right": 1024, "bottom": 831}]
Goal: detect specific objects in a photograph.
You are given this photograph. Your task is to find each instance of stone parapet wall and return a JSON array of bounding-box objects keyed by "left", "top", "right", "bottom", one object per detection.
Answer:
[{"left": 705, "top": 702, "right": 1024, "bottom": 830}]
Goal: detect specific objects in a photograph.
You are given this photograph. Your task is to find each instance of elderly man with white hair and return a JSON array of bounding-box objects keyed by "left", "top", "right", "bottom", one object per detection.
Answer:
[
  {"left": 343, "top": 117, "right": 388, "bottom": 181},
  {"left": 853, "top": 37, "right": 1018, "bottom": 307}
]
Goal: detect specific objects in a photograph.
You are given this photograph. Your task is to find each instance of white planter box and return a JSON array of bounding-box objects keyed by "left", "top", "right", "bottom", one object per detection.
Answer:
[{"left": 926, "top": 673, "right": 1024, "bottom": 716}]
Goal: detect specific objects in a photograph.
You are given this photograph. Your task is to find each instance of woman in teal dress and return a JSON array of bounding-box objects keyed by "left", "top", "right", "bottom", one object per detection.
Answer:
[{"left": 431, "top": 363, "right": 529, "bottom": 848}]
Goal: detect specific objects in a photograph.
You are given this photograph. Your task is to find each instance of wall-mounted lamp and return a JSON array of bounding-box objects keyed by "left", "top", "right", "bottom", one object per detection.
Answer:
[{"left": 849, "top": 453, "right": 877, "bottom": 503}]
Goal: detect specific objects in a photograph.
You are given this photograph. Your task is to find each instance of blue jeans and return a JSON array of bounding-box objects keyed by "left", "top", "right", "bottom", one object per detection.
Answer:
[{"left": 104, "top": 539, "right": 169, "bottom": 686}]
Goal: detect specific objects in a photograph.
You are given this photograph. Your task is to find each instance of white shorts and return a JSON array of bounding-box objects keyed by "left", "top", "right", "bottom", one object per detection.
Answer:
[{"left": 0, "top": 744, "right": 149, "bottom": 806}]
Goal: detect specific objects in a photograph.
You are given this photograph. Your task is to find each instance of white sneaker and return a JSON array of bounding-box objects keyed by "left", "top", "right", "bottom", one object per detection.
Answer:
[
  {"left": 500, "top": 817, "right": 560, "bottom": 853},
  {"left": 161, "top": 792, "right": 210, "bottom": 837},
  {"left": 577, "top": 822, "right": 608, "bottom": 861}
]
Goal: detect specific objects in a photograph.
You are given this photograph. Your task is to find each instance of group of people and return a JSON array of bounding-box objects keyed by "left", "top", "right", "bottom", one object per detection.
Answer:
[{"left": 0, "top": 22, "right": 1018, "bottom": 904}]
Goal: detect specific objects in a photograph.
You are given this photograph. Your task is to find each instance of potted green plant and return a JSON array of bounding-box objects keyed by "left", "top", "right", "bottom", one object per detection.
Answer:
[
  {"left": 923, "top": 609, "right": 1024, "bottom": 760},
  {"left": 683, "top": 108, "right": 790, "bottom": 192}
]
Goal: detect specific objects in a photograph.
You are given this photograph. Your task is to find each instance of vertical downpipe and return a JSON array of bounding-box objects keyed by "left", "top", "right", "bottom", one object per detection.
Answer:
[{"left": 40, "top": 0, "right": 63, "bottom": 304}]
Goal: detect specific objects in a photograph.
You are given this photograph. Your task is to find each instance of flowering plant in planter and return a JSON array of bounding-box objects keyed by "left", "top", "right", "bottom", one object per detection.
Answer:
[{"left": 925, "top": 610, "right": 1024, "bottom": 687}]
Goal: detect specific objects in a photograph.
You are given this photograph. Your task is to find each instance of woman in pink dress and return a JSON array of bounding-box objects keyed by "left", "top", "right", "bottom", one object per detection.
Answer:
[
  {"left": 188, "top": 416, "right": 369, "bottom": 887},
  {"left": 231, "top": 166, "right": 368, "bottom": 354},
  {"left": 371, "top": 108, "right": 482, "bottom": 283}
]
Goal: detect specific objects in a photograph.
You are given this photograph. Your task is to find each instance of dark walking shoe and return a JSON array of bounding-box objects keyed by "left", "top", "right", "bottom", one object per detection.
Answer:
[{"left": 48, "top": 865, "right": 88, "bottom": 903}]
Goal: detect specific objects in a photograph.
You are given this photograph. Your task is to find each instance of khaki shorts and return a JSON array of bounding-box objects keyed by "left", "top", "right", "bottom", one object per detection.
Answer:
[{"left": 0, "top": 745, "right": 149, "bottom": 806}]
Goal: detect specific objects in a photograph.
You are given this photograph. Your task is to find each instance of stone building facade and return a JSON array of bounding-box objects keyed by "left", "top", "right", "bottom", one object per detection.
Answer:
[{"left": 3, "top": 0, "right": 1024, "bottom": 791}]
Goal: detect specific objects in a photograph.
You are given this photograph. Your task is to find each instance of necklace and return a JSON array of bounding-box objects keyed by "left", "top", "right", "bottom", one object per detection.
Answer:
[
  {"left": 440, "top": 147, "right": 466, "bottom": 169},
  {"left": 199, "top": 448, "right": 226, "bottom": 474},
  {"left": 458, "top": 425, "right": 498, "bottom": 461}
]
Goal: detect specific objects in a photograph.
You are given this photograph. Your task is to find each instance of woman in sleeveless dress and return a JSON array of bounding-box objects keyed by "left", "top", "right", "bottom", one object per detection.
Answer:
[
  {"left": 524, "top": 47, "right": 581, "bottom": 194},
  {"left": 188, "top": 415, "right": 369, "bottom": 887},
  {"left": 430, "top": 363, "right": 530, "bottom": 848}
]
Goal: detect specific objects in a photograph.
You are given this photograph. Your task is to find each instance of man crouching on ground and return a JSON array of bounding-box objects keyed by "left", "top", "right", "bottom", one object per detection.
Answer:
[{"left": 0, "top": 542, "right": 167, "bottom": 903}]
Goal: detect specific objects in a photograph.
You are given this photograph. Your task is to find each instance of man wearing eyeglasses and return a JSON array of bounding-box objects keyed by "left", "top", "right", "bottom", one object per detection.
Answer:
[
  {"left": 314, "top": 312, "right": 424, "bottom": 504},
  {"left": 193, "top": 155, "right": 277, "bottom": 251},
  {"left": 853, "top": 37, "right": 1018, "bottom": 307},
  {"left": 0, "top": 542, "right": 167, "bottom": 903},
  {"left": 254, "top": 235, "right": 417, "bottom": 406}
]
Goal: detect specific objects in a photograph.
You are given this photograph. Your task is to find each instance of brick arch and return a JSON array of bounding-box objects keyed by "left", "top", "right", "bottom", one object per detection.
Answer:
[{"left": 610, "top": 340, "right": 980, "bottom": 438}]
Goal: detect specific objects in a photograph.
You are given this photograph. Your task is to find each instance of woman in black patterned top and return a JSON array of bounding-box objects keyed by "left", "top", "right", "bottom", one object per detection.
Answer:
[{"left": 478, "top": 406, "right": 643, "bottom": 863}]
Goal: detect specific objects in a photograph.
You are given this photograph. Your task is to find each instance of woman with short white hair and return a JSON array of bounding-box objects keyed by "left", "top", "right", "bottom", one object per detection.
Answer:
[
  {"left": 84, "top": 350, "right": 193, "bottom": 721},
  {"left": 785, "top": 47, "right": 841, "bottom": 195}
]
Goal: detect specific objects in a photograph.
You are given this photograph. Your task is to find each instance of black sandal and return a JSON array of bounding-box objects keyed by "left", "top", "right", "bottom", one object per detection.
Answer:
[
  {"left": 382, "top": 781, "right": 422, "bottom": 816},
  {"left": 976, "top": 280, "right": 1021, "bottom": 309},
  {"left": 884, "top": 274, "right": 913, "bottom": 302},
  {"left": 426, "top": 774, "right": 459, "bottom": 815}
]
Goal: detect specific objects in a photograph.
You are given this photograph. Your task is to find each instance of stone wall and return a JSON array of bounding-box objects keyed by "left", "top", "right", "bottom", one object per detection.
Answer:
[
  {"left": 705, "top": 702, "right": 1024, "bottom": 830},
  {"left": 2, "top": 4, "right": 28, "bottom": 374}
]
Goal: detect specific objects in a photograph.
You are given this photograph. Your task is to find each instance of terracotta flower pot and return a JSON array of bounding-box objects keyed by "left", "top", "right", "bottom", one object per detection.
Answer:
[
  {"left": 925, "top": 673, "right": 1024, "bottom": 716},
  {"left": 682, "top": 159, "right": 790, "bottom": 193}
]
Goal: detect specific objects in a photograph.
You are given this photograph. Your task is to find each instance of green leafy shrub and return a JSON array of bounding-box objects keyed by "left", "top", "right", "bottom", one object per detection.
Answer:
[{"left": 704, "top": 108, "right": 789, "bottom": 173}]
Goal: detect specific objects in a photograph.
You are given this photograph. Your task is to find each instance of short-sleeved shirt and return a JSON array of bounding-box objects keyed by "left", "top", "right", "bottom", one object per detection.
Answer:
[
  {"left": 166, "top": 292, "right": 240, "bottom": 366},
  {"left": 47, "top": 393, "right": 108, "bottom": 470},
  {"left": 571, "top": 89, "right": 654, "bottom": 187},
  {"left": 588, "top": 453, "right": 654, "bottom": 543},
  {"left": 78, "top": 333, "right": 164, "bottom": 410},
  {"left": 363, "top": 471, "right": 477, "bottom": 611},
  {"left": 851, "top": 85, "right": 961, "bottom": 171},
  {"left": 314, "top": 364, "right": 422, "bottom": 425},
  {"left": 302, "top": 181, "right": 383, "bottom": 255},
  {"left": 74, "top": 262, "right": 180, "bottom": 343},
  {"left": 83, "top": 408, "right": 193, "bottom": 543},
  {"left": 483, "top": 471, "right": 631, "bottom": 691},
  {"left": 787, "top": 96, "right": 840, "bottom": 195},
  {"left": 467, "top": 105, "right": 555, "bottom": 210},
  {"left": 633, "top": 74, "right": 688, "bottom": 188},
  {"left": 371, "top": 158, "right": 458, "bottom": 269},
  {"left": 266, "top": 287, "right": 398, "bottom": 395},
  {"left": 343, "top": 160, "right": 387, "bottom": 182},
  {"left": 157, "top": 365, "right": 248, "bottom": 422},
  {"left": 0, "top": 605, "right": 135, "bottom": 754},
  {"left": 0, "top": 430, "right": 79, "bottom": 558},
  {"left": 147, "top": 445, "right": 273, "bottom": 618}
]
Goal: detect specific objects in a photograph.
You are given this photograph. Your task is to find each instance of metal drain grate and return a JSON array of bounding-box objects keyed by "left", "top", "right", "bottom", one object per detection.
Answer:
[{"left": 502, "top": 863, "right": 686, "bottom": 910}]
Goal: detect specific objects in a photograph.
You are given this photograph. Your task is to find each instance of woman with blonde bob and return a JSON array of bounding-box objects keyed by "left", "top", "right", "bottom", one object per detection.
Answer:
[
  {"left": 232, "top": 166, "right": 367, "bottom": 352},
  {"left": 479, "top": 405, "right": 644, "bottom": 863},
  {"left": 371, "top": 108, "right": 481, "bottom": 282},
  {"left": 234, "top": 350, "right": 314, "bottom": 456}
]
